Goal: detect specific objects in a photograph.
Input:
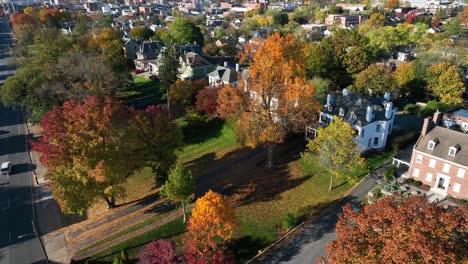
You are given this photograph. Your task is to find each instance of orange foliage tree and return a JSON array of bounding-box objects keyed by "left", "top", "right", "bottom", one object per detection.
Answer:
[
  {"left": 218, "top": 33, "right": 319, "bottom": 168},
  {"left": 11, "top": 13, "right": 37, "bottom": 26},
  {"left": 328, "top": 195, "right": 468, "bottom": 263},
  {"left": 185, "top": 190, "right": 237, "bottom": 261}
]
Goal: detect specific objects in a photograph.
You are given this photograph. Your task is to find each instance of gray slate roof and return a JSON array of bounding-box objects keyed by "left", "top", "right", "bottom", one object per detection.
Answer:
[
  {"left": 207, "top": 66, "right": 238, "bottom": 83},
  {"left": 140, "top": 40, "right": 164, "bottom": 53},
  {"left": 415, "top": 126, "right": 468, "bottom": 167},
  {"left": 322, "top": 92, "right": 395, "bottom": 127}
]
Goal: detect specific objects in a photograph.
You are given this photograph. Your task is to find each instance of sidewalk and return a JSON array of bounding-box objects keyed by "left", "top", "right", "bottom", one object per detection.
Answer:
[{"left": 28, "top": 122, "right": 70, "bottom": 264}]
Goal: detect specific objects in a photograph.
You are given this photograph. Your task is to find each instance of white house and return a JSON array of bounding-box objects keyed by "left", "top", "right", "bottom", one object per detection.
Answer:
[
  {"left": 307, "top": 89, "right": 398, "bottom": 152},
  {"left": 206, "top": 64, "right": 239, "bottom": 87}
]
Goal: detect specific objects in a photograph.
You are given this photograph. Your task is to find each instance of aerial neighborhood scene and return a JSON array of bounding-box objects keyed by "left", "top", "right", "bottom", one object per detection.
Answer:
[{"left": 0, "top": 0, "right": 467, "bottom": 262}]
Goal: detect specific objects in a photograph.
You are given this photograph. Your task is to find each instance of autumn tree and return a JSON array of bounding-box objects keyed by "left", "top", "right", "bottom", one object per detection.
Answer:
[
  {"left": 218, "top": 33, "right": 320, "bottom": 168},
  {"left": 138, "top": 240, "right": 178, "bottom": 264},
  {"left": 130, "top": 26, "right": 154, "bottom": 40},
  {"left": 33, "top": 97, "right": 146, "bottom": 214},
  {"left": 217, "top": 84, "right": 248, "bottom": 119},
  {"left": 304, "top": 117, "right": 365, "bottom": 191},
  {"left": 353, "top": 63, "right": 397, "bottom": 96},
  {"left": 426, "top": 62, "right": 465, "bottom": 105},
  {"left": 328, "top": 195, "right": 468, "bottom": 263},
  {"left": 385, "top": 0, "right": 400, "bottom": 9},
  {"left": 11, "top": 13, "right": 37, "bottom": 27},
  {"left": 393, "top": 62, "right": 416, "bottom": 96},
  {"left": 168, "top": 80, "right": 194, "bottom": 107},
  {"left": 161, "top": 162, "right": 195, "bottom": 224},
  {"left": 460, "top": 7, "right": 468, "bottom": 25},
  {"left": 170, "top": 18, "right": 204, "bottom": 46},
  {"left": 358, "top": 13, "right": 385, "bottom": 34},
  {"left": 196, "top": 88, "right": 219, "bottom": 115},
  {"left": 185, "top": 190, "right": 237, "bottom": 262},
  {"left": 132, "top": 105, "right": 183, "bottom": 185}
]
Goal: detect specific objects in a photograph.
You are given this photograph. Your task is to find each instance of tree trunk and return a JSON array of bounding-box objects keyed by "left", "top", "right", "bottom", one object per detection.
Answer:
[
  {"left": 266, "top": 143, "right": 275, "bottom": 169},
  {"left": 328, "top": 173, "right": 333, "bottom": 192},
  {"left": 182, "top": 201, "right": 187, "bottom": 224},
  {"left": 103, "top": 195, "right": 116, "bottom": 209}
]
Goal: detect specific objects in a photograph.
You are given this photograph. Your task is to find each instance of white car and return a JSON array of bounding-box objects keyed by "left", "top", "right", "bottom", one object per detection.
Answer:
[{"left": 1, "top": 162, "right": 12, "bottom": 175}]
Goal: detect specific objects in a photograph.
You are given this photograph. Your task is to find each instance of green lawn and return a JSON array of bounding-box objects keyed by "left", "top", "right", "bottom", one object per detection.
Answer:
[
  {"left": 177, "top": 118, "right": 239, "bottom": 163},
  {"left": 116, "top": 75, "right": 165, "bottom": 105}
]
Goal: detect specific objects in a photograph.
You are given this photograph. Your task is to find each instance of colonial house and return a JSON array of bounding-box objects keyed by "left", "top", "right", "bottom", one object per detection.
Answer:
[
  {"left": 123, "top": 39, "right": 141, "bottom": 60},
  {"left": 207, "top": 64, "right": 239, "bottom": 87},
  {"left": 179, "top": 52, "right": 216, "bottom": 80},
  {"left": 325, "top": 14, "right": 368, "bottom": 29},
  {"left": 306, "top": 90, "right": 397, "bottom": 152},
  {"left": 406, "top": 111, "right": 468, "bottom": 200},
  {"left": 134, "top": 40, "right": 164, "bottom": 71}
]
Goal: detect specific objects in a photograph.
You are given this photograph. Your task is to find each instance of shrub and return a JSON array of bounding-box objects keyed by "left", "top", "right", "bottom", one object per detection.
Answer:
[
  {"left": 384, "top": 166, "right": 397, "bottom": 180},
  {"left": 419, "top": 100, "right": 450, "bottom": 117},
  {"left": 403, "top": 103, "right": 420, "bottom": 115},
  {"left": 406, "top": 178, "right": 422, "bottom": 186},
  {"left": 372, "top": 186, "right": 382, "bottom": 199},
  {"left": 282, "top": 213, "right": 298, "bottom": 229},
  {"left": 138, "top": 240, "right": 177, "bottom": 264}
]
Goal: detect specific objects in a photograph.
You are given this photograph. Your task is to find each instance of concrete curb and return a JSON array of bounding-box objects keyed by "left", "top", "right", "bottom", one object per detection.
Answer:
[{"left": 20, "top": 107, "right": 39, "bottom": 186}]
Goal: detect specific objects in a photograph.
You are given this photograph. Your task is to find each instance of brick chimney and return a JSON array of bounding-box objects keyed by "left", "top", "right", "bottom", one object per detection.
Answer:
[
  {"left": 421, "top": 117, "right": 433, "bottom": 136},
  {"left": 433, "top": 110, "right": 442, "bottom": 126}
]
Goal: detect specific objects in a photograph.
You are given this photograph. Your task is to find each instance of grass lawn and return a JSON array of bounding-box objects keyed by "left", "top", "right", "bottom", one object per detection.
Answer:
[
  {"left": 84, "top": 217, "right": 187, "bottom": 263},
  {"left": 177, "top": 118, "right": 239, "bottom": 163},
  {"left": 116, "top": 75, "right": 165, "bottom": 105},
  {"left": 232, "top": 155, "right": 367, "bottom": 262}
]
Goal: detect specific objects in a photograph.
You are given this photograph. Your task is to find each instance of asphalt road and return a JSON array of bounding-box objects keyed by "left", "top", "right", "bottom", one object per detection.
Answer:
[
  {"left": 257, "top": 171, "right": 382, "bottom": 264},
  {"left": 0, "top": 18, "right": 47, "bottom": 264}
]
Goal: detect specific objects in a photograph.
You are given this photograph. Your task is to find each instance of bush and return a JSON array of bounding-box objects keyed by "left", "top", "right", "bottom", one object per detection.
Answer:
[
  {"left": 372, "top": 186, "right": 382, "bottom": 199},
  {"left": 406, "top": 178, "right": 422, "bottom": 186},
  {"left": 384, "top": 166, "right": 397, "bottom": 180},
  {"left": 419, "top": 100, "right": 450, "bottom": 117},
  {"left": 403, "top": 103, "right": 421, "bottom": 115},
  {"left": 282, "top": 213, "right": 298, "bottom": 229}
]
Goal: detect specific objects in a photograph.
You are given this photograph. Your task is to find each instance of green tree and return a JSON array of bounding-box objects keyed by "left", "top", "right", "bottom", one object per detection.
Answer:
[
  {"left": 161, "top": 162, "right": 196, "bottom": 224},
  {"left": 426, "top": 62, "right": 465, "bottom": 105},
  {"left": 444, "top": 17, "right": 462, "bottom": 36},
  {"left": 272, "top": 12, "right": 289, "bottom": 26},
  {"left": 130, "top": 26, "right": 154, "bottom": 40},
  {"left": 353, "top": 63, "right": 398, "bottom": 96},
  {"left": 304, "top": 117, "right": 364, "bottom": 191},
  {"left": 159, "top": 47, "right": 180, "bottom": 87},
  {"left": 170, "top": 18, "right": 204, "bottom": 46}
]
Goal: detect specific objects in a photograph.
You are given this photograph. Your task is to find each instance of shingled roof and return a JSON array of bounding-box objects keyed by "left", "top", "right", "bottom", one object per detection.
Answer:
[
  {"left": 414, "top": 126, "right": 468, "bottom": 167},
  {"left": 207, "top": 66, "right": 238, "bottom": 83},
  {"left": 322, "top": 92, "right": 396, "bottom": 127}
]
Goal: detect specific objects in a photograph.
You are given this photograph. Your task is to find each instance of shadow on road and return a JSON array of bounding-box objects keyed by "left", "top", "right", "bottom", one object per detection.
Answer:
[{"left": 0, "top": 134, "right": 30, "bottom": 156}]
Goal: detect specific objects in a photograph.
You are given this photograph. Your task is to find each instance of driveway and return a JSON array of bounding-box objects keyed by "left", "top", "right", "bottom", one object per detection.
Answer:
[{"left": 255, "top": 165, "right": 388, "bottom": 264}]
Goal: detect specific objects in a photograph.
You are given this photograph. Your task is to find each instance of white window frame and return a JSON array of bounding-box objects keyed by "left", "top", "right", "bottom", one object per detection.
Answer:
[
  {"left": 416, "top": 154, "right": 423, "bottom": 164},
  {"left": 425, "top": 173, "right": 433, "bottom": 182},
  {"left": 448, "top": 147, "right": 457, "bottom": 157},
  {"left": 412, "top": 168, "right": 420, "bottom": 178},
  {"left": 457, "top": 168, "right": 465, "bottom": 178},
  {"left": 427, "top": 141, "right": 435, "bottom": 150},
  {"left": 429, "top": 159, "right": 436, "bottom": 169},
  {"left": 453, "top": 183, "right": 461, "bottom": 193},
  {"left": 442, "top": 163, "right": 451, "bottom": 174},
  {"left": 339, "top": 108, "right": 345, "bottom": 116}
]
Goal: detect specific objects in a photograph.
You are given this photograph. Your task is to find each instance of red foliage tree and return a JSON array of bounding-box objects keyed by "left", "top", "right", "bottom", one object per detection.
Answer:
[
  {"left": 11, "top": 13, "right": 37, "bottom": 26},
  {"left": 39, "top": 8, "right": 60, "bottom": 24},
  {"left": 406, "top": 12, "right": 416, "bottom": 24},
  {"left": 327, "top": 195, "right": 468, "bottom": 263},
  {"left": 138, "top": 239, "right": 178, "bottom": 264},
  {"left": 196, "top": 88, "right": 219, "bottom": 115}
]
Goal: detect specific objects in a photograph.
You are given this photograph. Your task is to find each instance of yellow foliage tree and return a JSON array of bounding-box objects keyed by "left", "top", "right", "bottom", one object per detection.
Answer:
[
  {"left": 305, "top": 117, "right": 365, "bottom": 191},
  {"left": 426, "top": 62, "right": 465, "bottom": 105},
  {"left": 185, "top": 190, "right": 237, "bottom": 257},
  {"left": 394, "top": 62, "right": 415, "bottom": 96}
]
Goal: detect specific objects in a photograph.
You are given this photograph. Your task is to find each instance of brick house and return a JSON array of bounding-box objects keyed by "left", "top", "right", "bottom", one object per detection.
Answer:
[{"left": 407, "top": 111, "right": 468, "bottom": 200}]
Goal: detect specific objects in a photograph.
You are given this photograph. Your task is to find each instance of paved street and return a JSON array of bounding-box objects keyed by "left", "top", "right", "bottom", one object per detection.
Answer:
[
  {"left": 0, "top": 17, "right": 47, "bottom": 264},
  {"left": 256, "top": 169, "right": 384, "bottom": 264}
]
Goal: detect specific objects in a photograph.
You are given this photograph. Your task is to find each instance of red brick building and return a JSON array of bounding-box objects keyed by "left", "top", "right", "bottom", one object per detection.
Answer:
[{"left": 407, "top": 111, "right": 468, "bottom": 200}]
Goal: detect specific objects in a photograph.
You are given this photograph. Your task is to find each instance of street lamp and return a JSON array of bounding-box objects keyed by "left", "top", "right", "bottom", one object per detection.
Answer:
[{"left": 17, "top": 221, "right": 50, "bottom": 264}]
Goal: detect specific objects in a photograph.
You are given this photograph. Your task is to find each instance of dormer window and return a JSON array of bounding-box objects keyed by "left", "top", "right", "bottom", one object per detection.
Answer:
[
  {"left": 339, "top": 108, "right": 345, "bottom": 116},
  {"left": 350, "top": 111, "right": 357, "bottom": 120},
  {"left": 449, "top": 145, "right": 461, "bottom": 157},
  {"left": 427, "top": 138, "right": 439, "bottom": 150},
  {"left": 327, "top": 105, "right": 333, "bottom": 111}
]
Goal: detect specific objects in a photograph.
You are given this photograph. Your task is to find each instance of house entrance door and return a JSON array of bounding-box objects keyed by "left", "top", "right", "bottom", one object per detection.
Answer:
[{"left": 434, "top": 174, "right": 450, "bottom": 194}]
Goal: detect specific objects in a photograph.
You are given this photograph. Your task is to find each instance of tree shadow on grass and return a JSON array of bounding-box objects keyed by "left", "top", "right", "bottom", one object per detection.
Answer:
[
  {"left": 228, "top": 236, "right": 271, "bottom": 263},
  {"left": 181, "top": 118, "right": 225, "bottom": 146}
]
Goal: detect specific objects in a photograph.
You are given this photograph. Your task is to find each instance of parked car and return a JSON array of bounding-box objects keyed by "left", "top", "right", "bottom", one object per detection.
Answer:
[{"left": 1, "top": 162, "right": 11, "bottom": 175}]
